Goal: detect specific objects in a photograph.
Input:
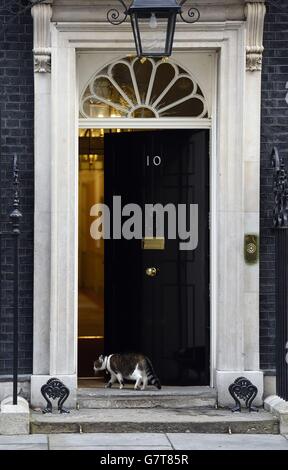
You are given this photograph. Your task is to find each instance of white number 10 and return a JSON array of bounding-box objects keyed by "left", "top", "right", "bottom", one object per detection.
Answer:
[{"left": 147, "top": 155, "right": 162, "bottom": 166}]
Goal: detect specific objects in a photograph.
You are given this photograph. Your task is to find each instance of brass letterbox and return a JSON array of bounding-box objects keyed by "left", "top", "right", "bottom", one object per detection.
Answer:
[{"left": 142, "top": 237, "right": 165, "bottom": 250}]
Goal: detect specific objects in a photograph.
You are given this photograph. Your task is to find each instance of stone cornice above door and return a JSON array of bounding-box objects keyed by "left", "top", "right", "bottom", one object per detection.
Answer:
[
  {"left": 31, "top": 1, "right": 266, "bottom": 75},
  {"left": 50, "top": 0, "right": 253, "bottom": 23}
]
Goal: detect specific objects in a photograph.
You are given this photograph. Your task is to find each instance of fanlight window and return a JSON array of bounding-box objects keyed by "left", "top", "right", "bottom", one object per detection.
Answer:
[{"left": 80, "top": 57, "right": 208, "bottom": 119}]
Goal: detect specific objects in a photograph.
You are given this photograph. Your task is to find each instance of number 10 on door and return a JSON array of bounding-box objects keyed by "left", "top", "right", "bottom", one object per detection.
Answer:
[{"left": 147, "top": 156, "right": 162, "bottom": 167}]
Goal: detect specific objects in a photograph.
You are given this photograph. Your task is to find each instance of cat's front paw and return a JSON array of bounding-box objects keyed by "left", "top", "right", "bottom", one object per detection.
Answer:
[
  {"left": 105, "top": 383, "right": 112, "bottom": 389},
  {"left": 119, "top": 383, "right": 124, "bottom": 390}
]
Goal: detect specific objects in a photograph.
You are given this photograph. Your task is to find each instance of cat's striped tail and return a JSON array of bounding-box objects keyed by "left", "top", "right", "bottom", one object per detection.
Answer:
[{"left": 145, "top": 357, "right": 161, "bottom": 389}]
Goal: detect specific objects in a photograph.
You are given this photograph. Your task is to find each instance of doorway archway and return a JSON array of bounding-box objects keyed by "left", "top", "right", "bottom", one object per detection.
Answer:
[{"left": 78, "top": 55, "right": 211, "bottom": 384}]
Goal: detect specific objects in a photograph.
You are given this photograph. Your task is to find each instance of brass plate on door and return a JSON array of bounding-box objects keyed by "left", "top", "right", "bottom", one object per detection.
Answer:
[{"left": 142, "top": 237, "right": 165, "bottom": 250}]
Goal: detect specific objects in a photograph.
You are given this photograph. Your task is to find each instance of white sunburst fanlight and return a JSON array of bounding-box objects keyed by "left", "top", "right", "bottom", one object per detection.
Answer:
[{"left": 80, "top": 57, "right": 209, "bottom": 120}]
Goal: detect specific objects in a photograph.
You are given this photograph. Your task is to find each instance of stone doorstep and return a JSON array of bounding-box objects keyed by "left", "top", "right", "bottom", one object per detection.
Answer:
[
  {"left": 77, "top": 385, "right": 216, "bottom": 397},
  {"left": 77, "top": 386, "right": 217, "bottom": 409},
  {"left": 29, "top": 408, "right": 279, "bottom": 435},
  {"left": 264, "top": 395, "right": 288, "bottom": 435}
]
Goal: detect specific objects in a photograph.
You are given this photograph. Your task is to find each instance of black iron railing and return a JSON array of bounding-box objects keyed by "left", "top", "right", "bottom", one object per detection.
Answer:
[
  {"left": 0, "top": 92, "right": 23, "bottom": 404},
  {"left": 0, "top": 155, "right": 22, "bottom": 406},
  {"left": 271, "top": 147, "right": 288, "bottom": 401}
]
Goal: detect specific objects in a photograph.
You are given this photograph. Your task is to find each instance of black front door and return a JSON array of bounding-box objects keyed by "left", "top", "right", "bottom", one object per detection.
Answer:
[{"left": 105, "top": 130, "right": 209, "bottom": 385}]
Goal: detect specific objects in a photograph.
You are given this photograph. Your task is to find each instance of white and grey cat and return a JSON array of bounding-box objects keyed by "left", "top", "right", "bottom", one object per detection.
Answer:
[{"left": 93, "top": 353, "right": 161, "bottom": 390}]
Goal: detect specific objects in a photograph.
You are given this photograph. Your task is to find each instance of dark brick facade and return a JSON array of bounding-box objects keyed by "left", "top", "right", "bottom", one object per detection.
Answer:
[
  {"left": 260, "top": 2, "right": 288, "bottom": 372},
  {"left": 0, "top": 4, "right": 34, "bottom": 375}
]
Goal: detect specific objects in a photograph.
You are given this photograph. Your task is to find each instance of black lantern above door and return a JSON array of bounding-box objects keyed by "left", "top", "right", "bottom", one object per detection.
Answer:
[
  {"left": 129, "top": 0, "right": 181, "bottom": 58},
  {"left": 107, "top": 0, "right": 200, "bottom": 58}
]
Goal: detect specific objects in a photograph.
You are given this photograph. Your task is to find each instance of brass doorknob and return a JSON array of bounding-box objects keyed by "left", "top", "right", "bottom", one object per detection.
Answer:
[{"left": 145, "top": 267, "right": 159, "bottom": 277}]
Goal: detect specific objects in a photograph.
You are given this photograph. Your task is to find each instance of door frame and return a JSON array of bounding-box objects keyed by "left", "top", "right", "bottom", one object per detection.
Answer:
[
  {"left": 78, "top": 121, "right": 215, "bottom": 387},
  {"left": 31, "top": 19, "right": 264, "bottom": 408}
]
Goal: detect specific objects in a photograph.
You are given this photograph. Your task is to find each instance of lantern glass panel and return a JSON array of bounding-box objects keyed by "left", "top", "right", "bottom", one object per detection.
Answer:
[
  {"left": 131, "top": 11, "right": 177, "bottom": 57},
  {"left": 140, "top": 14, "right": 168, "bottom": 56}
]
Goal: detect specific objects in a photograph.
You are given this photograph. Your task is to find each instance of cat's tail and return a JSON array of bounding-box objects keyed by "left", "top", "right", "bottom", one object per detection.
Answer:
[{"left": 145, "top": 357, "right": 161, "bottom": 390}]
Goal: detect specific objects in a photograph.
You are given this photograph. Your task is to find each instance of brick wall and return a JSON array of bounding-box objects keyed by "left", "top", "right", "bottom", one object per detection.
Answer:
[
  {"left": 260, "top": 2, "right": 288, "bottom": 371},
  {"left": 0, "top": 4, "right": 34, "bottom": 375}
]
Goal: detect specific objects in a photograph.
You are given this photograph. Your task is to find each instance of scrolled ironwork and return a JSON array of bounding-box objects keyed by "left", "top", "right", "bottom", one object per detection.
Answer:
[
  {"left": 228, "top": 377, "right": 259, "bottom": 413},
  {"left": 41, "top": 378, "right": 70, "bottom": 414},
  {"left": 271, "top": 147, "right": 288, "bottom": 228},
  {"left": 106, "top": 1, "right": 201, "bottom": 27},
  {"left": 107, "top": 0, "right": 129, "bottom": 26},
  {"left": 179, "top": 2, "right": 200, "bottom": 24}
]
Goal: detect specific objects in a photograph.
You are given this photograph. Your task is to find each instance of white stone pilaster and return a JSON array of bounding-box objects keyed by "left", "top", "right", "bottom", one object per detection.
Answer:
[
  {"left": 243, "top": 2, "right": 265, "bottom": 376},
  {"left": 30, "top": 1, "right": 77, "bottom": 409},
  {"left": 49, "top": 35, "right": 78, "bottom": 380},
  {"left": 32, "top": 2, "right": 52, "bottom": 376},
  {"left": 216, "top": 4, "right": 266, "bottom": 404},
  {"left": 216, "top": 28, "right": 246, "bottom": 376}
]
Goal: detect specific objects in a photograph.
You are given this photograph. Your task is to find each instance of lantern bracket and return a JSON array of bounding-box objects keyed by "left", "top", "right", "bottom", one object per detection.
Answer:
[
  {"left": 107, "top": 1, "right": 200, "bottom": 26},
  {"left": 107, "top": 0, "right": 130, "bottom": 25},
  {"left": 179, "top": 0, "right": 200, "bottom": 24}
]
